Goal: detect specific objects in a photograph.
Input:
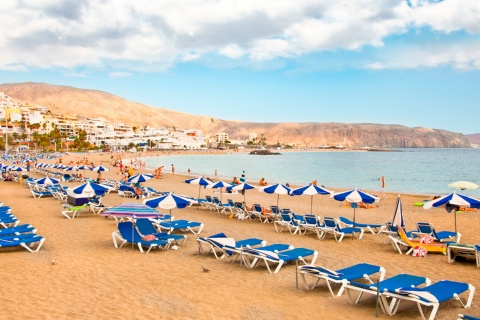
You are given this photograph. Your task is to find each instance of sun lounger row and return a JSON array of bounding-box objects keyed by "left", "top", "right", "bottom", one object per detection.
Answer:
[
  {"left": 111, "top": 218, "right": 203, "bottom": 254},
  {"left": 299, "top": 262, "right": 475, "bottom": 320},
  {"left": 197, "top": 232, "right": 318, "bottom": 274},
  {"left": 0, "top": 206, "right": 45, "bottom": 253}
]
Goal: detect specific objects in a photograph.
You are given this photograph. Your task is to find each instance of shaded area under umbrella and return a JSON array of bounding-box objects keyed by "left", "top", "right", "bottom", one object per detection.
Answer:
[{"left": 227, "top": 182, "right": 257, "bottom": 204}]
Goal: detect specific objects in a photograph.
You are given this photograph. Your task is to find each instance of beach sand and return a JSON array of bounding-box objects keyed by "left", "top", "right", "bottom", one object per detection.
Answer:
[{"left": 1, "top": 152, "right": 479, "bottom": 320}]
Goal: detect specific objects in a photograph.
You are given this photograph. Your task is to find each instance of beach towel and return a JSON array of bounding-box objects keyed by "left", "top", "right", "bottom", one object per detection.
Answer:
[
  {"left": 412, "top": 246, "right": 428, "bottom": 257},
  {"left": 420, "top": 235, "right": 434, "bottom": 244}
]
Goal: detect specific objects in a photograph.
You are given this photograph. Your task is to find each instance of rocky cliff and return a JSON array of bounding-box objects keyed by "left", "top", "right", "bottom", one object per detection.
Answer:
[{"left": 0, "top": 82, "right": 471, "bottom": 148}]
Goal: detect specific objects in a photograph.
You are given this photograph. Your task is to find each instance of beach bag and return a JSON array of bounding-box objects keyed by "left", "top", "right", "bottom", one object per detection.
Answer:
[
  {"left": 412, "top": 246, "right": 427, "bottom": 257},
  {"left": 141, "top": 234, "right": 156, "bottom": 242},
  {"left": 420, "top": 235, "right": 434, "bottom": 244},
  {"left": 237, "top": 213, "right": 245, "bottom": 220}
]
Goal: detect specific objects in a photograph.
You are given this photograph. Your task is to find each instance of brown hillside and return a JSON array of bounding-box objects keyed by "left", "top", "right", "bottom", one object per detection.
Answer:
[{"left": 0, "top": 82, "right": 471, "bottom": 148}]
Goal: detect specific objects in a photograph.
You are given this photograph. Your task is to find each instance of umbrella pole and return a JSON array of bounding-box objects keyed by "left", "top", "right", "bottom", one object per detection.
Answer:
[
  {"left": 310, "top": 196, "right": 313, "bottom": 215},
  {"left": 352, "top": 207, "right": 356, "bottom": 240},
  {"left": 455, "top": 211, "right": 458, "bottom": 243},
  {"left": 276, "top": 194, "right": 279, "bottom": 209},
  {"left": 197, "top": 186, "right": 201, "bottom": 210},
  {"left": 132, "top": 217, "right": 135, "bottom": 250}
]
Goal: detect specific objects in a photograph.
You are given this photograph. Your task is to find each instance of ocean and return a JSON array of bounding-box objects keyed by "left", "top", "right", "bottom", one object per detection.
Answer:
[{"left": 144, "top": 148, "right": 480, "bottom": 196}]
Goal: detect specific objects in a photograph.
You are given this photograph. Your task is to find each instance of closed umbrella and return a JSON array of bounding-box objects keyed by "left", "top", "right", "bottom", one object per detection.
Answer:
[
  {"left": 259, "top": 183, "right": 292, "bottom": 209},
  {"left": 423, "top": 191, "right": 480, "bottom": 242},
  {"left": 391, "top": 195, "right": 404, "bottom": 228},
  {"left": 290, "top": 184, "right": 331, "bottom": 214},
  {"left": 331, "top": 188, "right": 380, "bottom": 239}
]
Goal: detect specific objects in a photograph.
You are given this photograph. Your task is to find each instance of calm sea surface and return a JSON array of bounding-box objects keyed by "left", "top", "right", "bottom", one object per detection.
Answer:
[{"left": 144, "top": 148, "right": 480, "bottom": 196}]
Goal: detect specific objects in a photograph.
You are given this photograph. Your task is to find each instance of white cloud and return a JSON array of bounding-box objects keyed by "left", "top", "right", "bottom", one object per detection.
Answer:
[
  {"left": 0, "top": 0, "right": 479, "bottom": 71},
  {"left": 108, "top": 72, "right": 131, "bottom": 79}
]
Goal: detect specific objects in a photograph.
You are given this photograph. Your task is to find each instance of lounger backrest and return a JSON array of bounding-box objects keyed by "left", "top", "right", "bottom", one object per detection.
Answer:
[
  {"left": 304, "top": 215, "right": 317, "bottom": 225},
  {"left": 324, "top": 217, "right": 337, "bottom": 228},
  {"left": 136, "top": 218, "right": 157, "bottom": 235},
  {"left": 270, "top": 206, "right": 280, "bottom": 214},
  {"left": 227, "top": 199, "right": 235, "bottom": 206},
  {"left": 416, "top": 222, "right": 433, "bottom": 234},
  {"left": 118, "top": 221, "right": 142, "bottom": 242},
  {"left": 280, "top": 213, "right": 292, "bottom": 222},
  {"left": 253, "top": 204, "right": 263, "bottom": 212},
  {"left": 205, "top": 195, "right": 213, "bottom": 202}
]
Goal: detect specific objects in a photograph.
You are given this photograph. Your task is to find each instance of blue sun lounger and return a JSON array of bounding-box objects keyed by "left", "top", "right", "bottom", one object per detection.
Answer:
[
  {"left": 197, "top": 232, "right": 266, "bottom": 260},
  {"left": 413, "top": 222, "right": 460, "bottom": 243},
  {"left": 322, "top": 217, "right": 364, "bottom": 242},
  {"left": 392, "top": 280, "right": 475, "bottom": 320},
  {"left": 0, "top": 224, "right": 36, "bottom": 236},
  {"left": 344, "top": 273, "right": 431, "bottom": 316},
  {"left": 135, "top": 218, "right": 187, "bottom": 245},
  {"left": 241, "top": 244, "right": 318, "bottom": 274},
  {"left": 112, "top": 221, "right": 171, "bottom": 253},
  {"left": 338, "top": 216, "right": 386, "bottom": 234},
  {"left": 299, "top": 263, "right": 386, "bottom": 296},
  {"left": 0, "top": 234, "right": 45, "bottom": 252},
  {"left": 157, "top": 219, "right": 204, "bottom": 235}
]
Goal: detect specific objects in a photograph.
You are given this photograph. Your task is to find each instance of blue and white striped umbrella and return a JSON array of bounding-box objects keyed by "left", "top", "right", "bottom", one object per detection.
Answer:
[
  {"left": 290, "top": 184, "right": 332, "bottom": 214},
  {"left": 144, "top": 193, "right": 196, "bottom": 210},
  {"left": 331, "top": 188, "right": 380, "bottom": 236},
  {"left": 185, "top": 177, "right": 213, "bottom": 202},
  {"left": 128, "top": 173, "right": 154, "bottom": 184},
  {"left": 206, "top": 180, "right": 231, "bottom": 202},
  {"left": 227, "top": 182, "right": 257, "bottom": 203},
  {"left": 260, "top": 183, "right": 292, "bottom": 208},
  {"left": 7, "top": 166, "right": 27, "bottom": 172},
  {"left": 423, "top": 191, "right": 480, "bottom": 242},
  {"left": 90, "top": 165, "right": 110, "bottom": 172},
  {"left": 69, "top": 182, "right": 113, "bottom": 197},
  {"left": 35, "top": 177, "right": 60, "bottom": 185}
]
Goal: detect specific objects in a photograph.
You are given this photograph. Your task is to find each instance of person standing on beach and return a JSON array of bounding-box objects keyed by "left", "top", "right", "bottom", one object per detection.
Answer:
[
  {"left": 171, "top": 164, "right": 175, "bottom": 175},
  {"left": 214, "top": 169, "right": 218, "bottom": 179}
]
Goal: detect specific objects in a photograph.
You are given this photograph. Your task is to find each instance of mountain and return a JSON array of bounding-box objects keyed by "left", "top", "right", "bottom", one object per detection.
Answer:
[
  {"left": 465, "top": 134, "right": 480, "bottom": 145},
  {"left": 0, "top": 82, "right": 471, "bottom": 148}
]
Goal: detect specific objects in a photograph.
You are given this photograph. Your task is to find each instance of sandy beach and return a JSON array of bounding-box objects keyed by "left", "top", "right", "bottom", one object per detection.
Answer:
[{"left": 1, "top": 152, "right": 479, "bottom": 320}]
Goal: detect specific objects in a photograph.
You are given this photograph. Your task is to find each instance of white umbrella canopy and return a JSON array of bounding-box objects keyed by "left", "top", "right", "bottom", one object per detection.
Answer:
[
  {"left": 448, "top": 181, "right": 479, "bottom": 190},
  {"left": 290, "top": 184, "right": 332, "bottom": 214}
]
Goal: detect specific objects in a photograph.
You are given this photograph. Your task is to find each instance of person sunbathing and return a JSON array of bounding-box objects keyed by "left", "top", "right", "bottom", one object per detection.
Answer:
[
  {"left": 259, "top": 178, "right": 267, "bottom": 186},
  {"left": 359, "top": 202, "right": 378, "bottom": 209}
]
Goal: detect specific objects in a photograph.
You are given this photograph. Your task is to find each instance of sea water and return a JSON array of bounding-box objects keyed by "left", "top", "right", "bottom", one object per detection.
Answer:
[{"left": 144, "top": 148, "right": 480, "bottom": 196}]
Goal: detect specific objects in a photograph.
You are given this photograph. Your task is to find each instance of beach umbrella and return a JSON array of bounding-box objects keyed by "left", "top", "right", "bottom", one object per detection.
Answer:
[
  {"left": 7, "top": 166, "right": 27, "bottom": 172},
  {"left": 391, "top": 195, "right": 404, "bottom": 228},
  {"left": 128, "top": 173, "right": 154, "bottom": 184},
  {"left": 290, "top": 184, "right": 332, "bottom": 214},
  {"left": 331, "top": 188, "right": 380, "bottom": 239},
  {"left": 90, "top": 165, "right": 110, "bottom": 172},
  {"left": 423, "top": 191, "right": 480, "bottom": 242},
  {"left": 68, "top": 182, "right": 113, "bottom": 197},
  {"left": 259, "top": 183, "right": 292, "bottom": 209},
  {"left": 144, "top": 193, "right": 196, "bottom": 223},
  {"left": 102, "top": 202, "right": 166, "bottom": 250},
  {"left": 206, "top": 180, "right": 231, "bottom": 202},
  {"left": 448, "top": 181, "right": 479, "bottom": 190},
  {"left": 227, "top": 182, "right": 257, "bottom": 204},
  {"left": 35, "top": 177, "right": 60, "bottom": 185},
  {"left": 185, "top": 177, "right": 213, "bottom": 207}
]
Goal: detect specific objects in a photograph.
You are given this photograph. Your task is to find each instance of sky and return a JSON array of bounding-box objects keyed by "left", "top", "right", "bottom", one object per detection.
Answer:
[{"left": 0, "top": 0, "right": 479, "bottom": 134}]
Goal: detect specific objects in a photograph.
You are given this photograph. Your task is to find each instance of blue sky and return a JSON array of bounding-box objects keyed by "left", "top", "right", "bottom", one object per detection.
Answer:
[{"left": 1, "top": 0, "right": 479, "bottom": 134}]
